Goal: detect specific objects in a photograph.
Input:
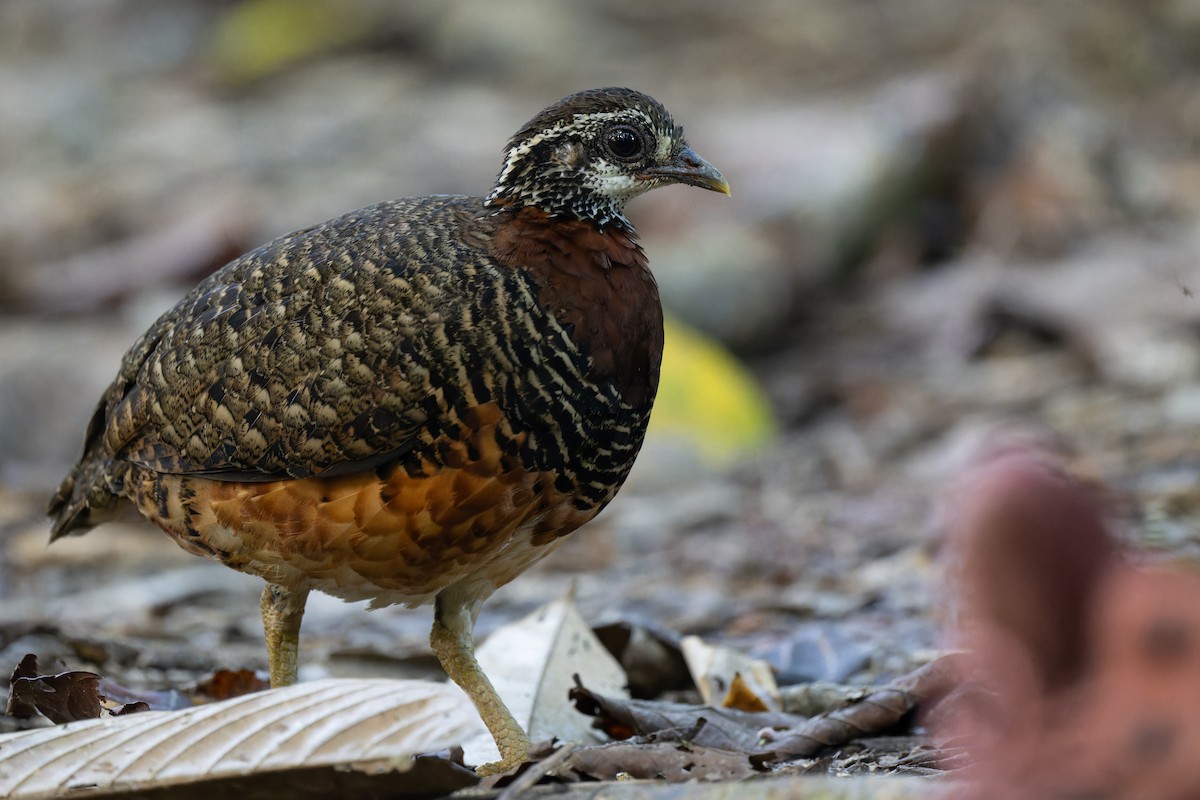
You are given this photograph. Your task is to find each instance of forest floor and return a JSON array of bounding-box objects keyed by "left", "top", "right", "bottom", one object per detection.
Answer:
[{"left": 3, "top": 2, "right": 1200, "bottom": 798}]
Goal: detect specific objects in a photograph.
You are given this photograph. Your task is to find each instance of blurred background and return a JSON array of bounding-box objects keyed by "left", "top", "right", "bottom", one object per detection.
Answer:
[{"left": 2, "top": 0, "right": 1200, "bottom": 694}]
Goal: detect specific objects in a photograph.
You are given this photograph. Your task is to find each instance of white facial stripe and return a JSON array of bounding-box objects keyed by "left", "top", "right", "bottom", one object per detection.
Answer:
[
  {"left": 495, "top": 108, "right": 663, "bottom": 188},
  {"left": 654, "top": 133, "right": 673, "bottom": 163}
]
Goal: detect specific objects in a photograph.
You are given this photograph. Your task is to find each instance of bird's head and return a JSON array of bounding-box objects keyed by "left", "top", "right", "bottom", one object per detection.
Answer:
[{"left": 485, "top": 87, "right": 730, "bottom": 229}]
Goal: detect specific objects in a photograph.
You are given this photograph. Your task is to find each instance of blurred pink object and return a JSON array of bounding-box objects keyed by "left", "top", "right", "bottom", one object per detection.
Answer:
[{"left": 932, "top": 444, "right": 1200, "bottom": 798}]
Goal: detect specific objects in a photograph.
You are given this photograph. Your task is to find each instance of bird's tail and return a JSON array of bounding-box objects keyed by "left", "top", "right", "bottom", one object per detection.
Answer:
[{"left": 47, "top": 454, "right": 124, "bottom": 541}]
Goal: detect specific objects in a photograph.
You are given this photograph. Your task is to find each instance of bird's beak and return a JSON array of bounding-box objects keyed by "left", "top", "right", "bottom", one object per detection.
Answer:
[{"left": 639, "top": 147, "right": 731, "bottom": 196}]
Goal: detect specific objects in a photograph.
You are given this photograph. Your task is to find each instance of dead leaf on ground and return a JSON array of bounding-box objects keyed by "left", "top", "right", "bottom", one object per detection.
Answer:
[
  {"left": 753, "top": 655, "right": 962, "bottom": 764},
  {"left": 0, "top": 678, "right": 481, "bottom": 799},
  {"left": 723, "top": 673, "right": 772, "bottom": 713},
  {"left": 7, "top": 653, "right": 102, "bottom": 724},
  {"left": 967, "top": 297, "right": 1094, "bottom": 365},
  {"left": 779, "top": 680, "right": 872, "bottom": 717},
  {"left": 593, "top": 619, "right": 690, "bottom": 699},
  {"left": 681, "top": 635, "right": 779, "bottom": 711},
  {"left": 7, "top": 654, "right": 196, "bottom": 723},
  {"left": 569, "top": 651, "right": 960, "bottom": 770},
  {"left": 565, "top": 741, "right": 757, "bottom": 782},
  {"left": 569, "top": 677, "right": 803, "bottom": 752},
  {"left": 193, "top": 668, "right": 270, "bottom": 702}
]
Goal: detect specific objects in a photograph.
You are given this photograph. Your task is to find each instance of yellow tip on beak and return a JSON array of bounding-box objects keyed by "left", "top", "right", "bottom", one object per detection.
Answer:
[{"left": 641, "top": 147, "right": 730, "bottom": 196}]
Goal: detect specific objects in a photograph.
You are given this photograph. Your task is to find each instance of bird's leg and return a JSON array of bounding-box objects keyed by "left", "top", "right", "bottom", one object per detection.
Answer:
[
  {"left": 430, "top": 588, "right": 529, "bottom": 776},
  {"left": 260, "top": 583, "right": 309, "bottom": 687}
]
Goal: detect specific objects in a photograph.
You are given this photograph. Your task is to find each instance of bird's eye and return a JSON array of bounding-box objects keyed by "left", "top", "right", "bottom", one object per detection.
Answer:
[{"left": 605, "top": 126, "right": 645, "bottom": 161}]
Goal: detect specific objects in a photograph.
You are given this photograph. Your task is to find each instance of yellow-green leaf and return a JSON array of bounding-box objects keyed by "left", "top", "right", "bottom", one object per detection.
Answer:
[
  {"left": 208, "top": 0, "right": 367, "bottom": 84},
  {"left": 648, "top": 315, "right": 776, "bottom": 465}
]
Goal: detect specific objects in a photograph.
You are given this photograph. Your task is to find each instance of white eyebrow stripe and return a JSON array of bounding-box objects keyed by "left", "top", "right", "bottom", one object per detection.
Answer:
[{"left": 493, "top": 109, "right": 660, "bottom": 190}]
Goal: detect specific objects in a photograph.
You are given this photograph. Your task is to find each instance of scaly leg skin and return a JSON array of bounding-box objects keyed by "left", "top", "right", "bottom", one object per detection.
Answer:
[
  {"left": 260, "top": 583, "right": 309, "bottom": 688},
  {"left": 430, "top": 588, "right": 529, "bottom": 777}
]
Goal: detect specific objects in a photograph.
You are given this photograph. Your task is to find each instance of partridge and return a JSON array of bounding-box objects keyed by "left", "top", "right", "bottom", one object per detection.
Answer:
[{"left": 47, "top": 87, "right": 729, "bottom": 774}]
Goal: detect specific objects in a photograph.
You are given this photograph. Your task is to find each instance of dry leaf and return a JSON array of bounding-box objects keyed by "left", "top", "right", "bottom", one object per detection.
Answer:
[
  {"left": 564, "top": 741, "right": 757, "bottom": 782},
  {"left": 461, "top": 595, "right": 628, "bottom": 765},
  {"left": 193, "top": 668, "right": 270, "bottom": 702},
  {"left": 754, "top": 655, "right": 962, "bottom": 763},
  {"left": 6, "top": 655, "right": 184, "bottom": 723},
  {"left": 569, "top": 678, "right": 802, "bottom": 752},
  {"left": 723, "top": 673, "right": 770, "bottom": 713},
  {"left": 110, "top": 701, "right": 151, "bottom": 716},
  {"left": 7, "top": 654, "right": 102, "bottom": 724},
  {"left": 680, "top": 635, "right": 779, "bottom": 710},
  {"left": 0, "top": 678, "right": 482, "bottom": 799},
  {"left": 593, "top": 619, "right": 690, "bottom": 699},
  {"left": 779, "top": 681, "right": 872, "bottom": 717},
  {"left": 647, "top": 316, "right": 776, "bottom": 466}
]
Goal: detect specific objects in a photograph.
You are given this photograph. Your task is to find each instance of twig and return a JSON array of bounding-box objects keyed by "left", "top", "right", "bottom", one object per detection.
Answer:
[{"left": 496, "top": 742, "right": 578, "bottom": 799}]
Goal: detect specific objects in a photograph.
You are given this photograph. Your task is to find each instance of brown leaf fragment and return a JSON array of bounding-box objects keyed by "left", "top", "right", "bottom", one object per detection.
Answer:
[
  {"left": 6, "top": 655, "right": 40, "bottom": 718},
  {"left": 6, "top": 656, "right": 187, "bottom": 723},
  {"left": 8, "top": 670, "right": 102, "bottom": 724},
  {"left": 593, "top": 620, "right": 690, "bottom": 699},
  {"left": 753, "top": 656, "right": 962, "bottom": 764},
  {"left": 194, "top": 668, "right": 270, "bottom": 702},
  {"left": 723, "top": 672, "right": 770, "bottom": 713},
  {"left": 7, "top": 654, "right": 104, "bottom": 724},
  {"left": 569, "top": 677, "right": 802, "bottom": 753},
  {"left": 565, "top": 741, "right": 758, "bottom": 783},
  {"left": 11, "top": 653, "right": 39, "bottom": 681}
]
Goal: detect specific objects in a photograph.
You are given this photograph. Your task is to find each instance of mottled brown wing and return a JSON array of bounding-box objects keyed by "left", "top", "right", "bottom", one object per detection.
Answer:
[{"left": 99, "top": 195, "right": 522, "bottom": 481}]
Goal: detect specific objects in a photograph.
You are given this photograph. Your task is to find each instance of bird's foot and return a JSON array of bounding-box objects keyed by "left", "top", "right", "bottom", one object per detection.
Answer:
[
  {"left": 472, "top": 717, "right": 530, "bottom": 776},
  {"left": 473, "top": 750, "right": 527, "bottom": 777}
]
